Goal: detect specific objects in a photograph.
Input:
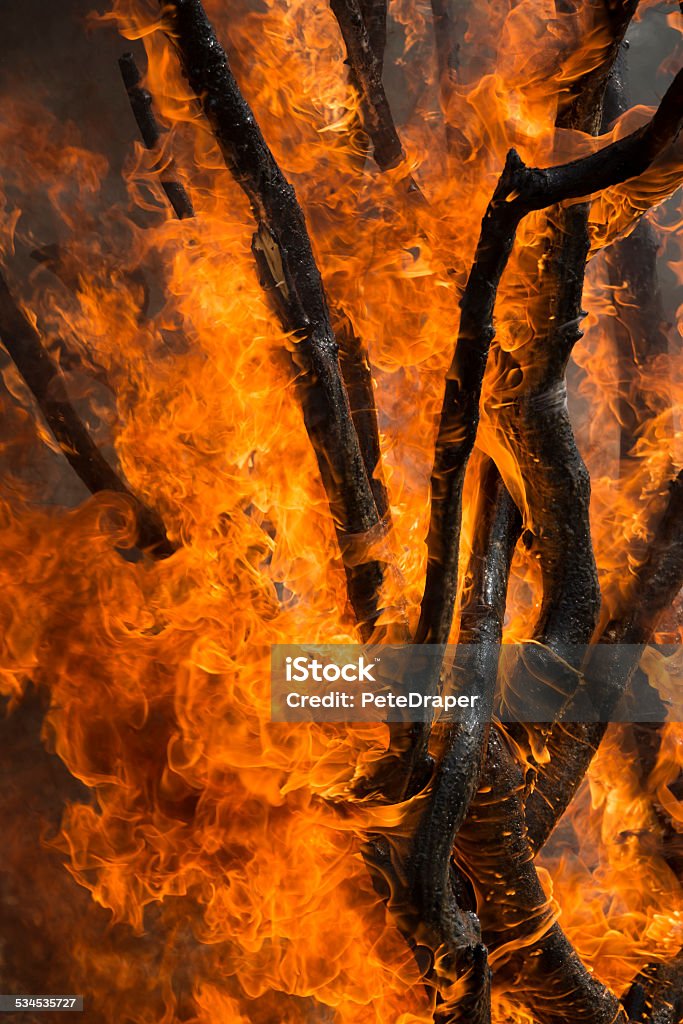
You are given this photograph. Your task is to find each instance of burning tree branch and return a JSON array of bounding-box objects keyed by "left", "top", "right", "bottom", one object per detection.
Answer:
[
  {"left": 410, "top": 458, "right": 519, "bottom": 938},
  {"left": 118, "top": 52, "right": 195, "bottom": 221},
  {"left": 0, "top": 270, "right": 175, "bottom": 557},
  {"left": 159, "top": 0, "right": 401, "bottom": 639},
  {"left": 417, "top": 63, "right": 683, "bottom": 654},
  {"left": 406, "top": 458, "right": 520, "bottom": 1017},
  {"left": 457, "top": 727, "right": 632, "bottom": 1024},
  {"left": 328, "top": 0, "right": 404, "bottom": 172},
  {"left": 496, "top": 2, "right": 637, "bottom": 742},
  {"left": 526, "top": 468, "right": 683, "bottom": 853}
]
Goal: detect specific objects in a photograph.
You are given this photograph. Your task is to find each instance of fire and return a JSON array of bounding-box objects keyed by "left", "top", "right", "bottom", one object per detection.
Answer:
[{"left": 0, "top": 1, "right": 681, "bottom": 1022}]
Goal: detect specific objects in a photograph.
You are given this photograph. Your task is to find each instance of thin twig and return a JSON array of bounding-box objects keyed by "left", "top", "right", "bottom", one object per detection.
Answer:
[{"left": 118, "top": 52, "right": 195, "bottom": 221}]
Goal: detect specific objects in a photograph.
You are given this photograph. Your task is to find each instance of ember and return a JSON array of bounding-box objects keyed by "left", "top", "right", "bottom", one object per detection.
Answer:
[{"left": 0, "top": 1, "right": 682, "bottom": 1023}]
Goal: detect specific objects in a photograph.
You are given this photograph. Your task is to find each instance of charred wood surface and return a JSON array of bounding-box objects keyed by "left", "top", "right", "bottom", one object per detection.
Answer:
[
  {"left": 457, "top": 728, "right": 629, "bottom": 1024},
  {"left": 497, "top": 3, "right": 637, "bottom": 731},
  {"left": 622, "top": 950, "right": 683, "bottom": 1024},
  {"left": 526, "top": 469, "right": 683, "bottom": 853},
  {"left": 410, "top": 459, "right": 520, "bottom": 980},
  {"left": 161, "top": 0, "right": 397, "bottom": 638},
  {"left": 335, "top": 311, "right": 390, "bottom": 521},
  {"left": 329, "top": 0, "right": 404, "bottom": 171},
  {"left": 0, "top": 271, "right": 175, "bottom": 557},
  {"left": 416, "top": 63, "right": 683, "bottom": 649},
  {"left": 363, "top": 833, "right": 492, "bottom": 1024}
]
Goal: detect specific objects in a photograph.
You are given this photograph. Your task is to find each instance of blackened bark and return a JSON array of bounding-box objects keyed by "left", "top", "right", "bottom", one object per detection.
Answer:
[
  {"left": 329, "top": 0, "right": 404, "bottom": 171},
  {"left": 410, "top": 458, "right": 520, "bottom": 961},
  {"left": 161, "top": 0, "right": 397, "bottom": 638},
  {"left": 497, "top": 3, "right": 638, "bottom": 730},
  {"left": 622, "top": 950, "right": 683, "bottom": 1024},
  {"left": 601, "top": 49, "right": 670, "bottom": 465},
  {"left": 526, "top": 470, "right": 683, "bottom": 852},
  {"left": 457, "top": 728, "right": 629, "bottom": 1024},
  {"left": 118, "top": 52, "right": 195, "bottom": 220},
  {"left": 335, "top": 311, "right": 390, "bottom": 520},
  {"left": 416, "top": 62, "right": 683, "bottom": 649}
]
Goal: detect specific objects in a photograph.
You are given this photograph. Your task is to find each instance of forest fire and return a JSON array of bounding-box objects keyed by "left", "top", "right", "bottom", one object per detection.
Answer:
[{"left": 1, "top": 0, "right": 682, "bottom": 1022}]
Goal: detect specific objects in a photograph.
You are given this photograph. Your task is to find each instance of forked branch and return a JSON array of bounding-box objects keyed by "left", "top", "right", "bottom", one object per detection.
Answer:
[{"left": 417, "top": 66, "right": 683, "bottom": 648}]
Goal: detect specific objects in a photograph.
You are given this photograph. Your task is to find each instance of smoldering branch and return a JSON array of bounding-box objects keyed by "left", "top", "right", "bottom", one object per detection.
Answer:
[{"left": 0, "top": 270, "right": 175, "bottom": 557}]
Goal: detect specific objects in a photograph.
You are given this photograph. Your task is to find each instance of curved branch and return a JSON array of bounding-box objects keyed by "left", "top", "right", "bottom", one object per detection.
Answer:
[
  {"left": 526, "top": 469, "right": 683, "bottom": 853},
  {"left": 410, "top": 458, "right": 520, "bottom": 943},
  {"left": 417, "top": 64, "right": 683, "bottom": 649}
]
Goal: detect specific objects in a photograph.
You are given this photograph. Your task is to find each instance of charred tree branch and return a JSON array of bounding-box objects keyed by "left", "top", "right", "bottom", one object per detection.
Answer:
[
  {"left": 457, "top": 728, "right": 630, "bottom": 1024},
  {"left": 329, "top": 0, "right": 405, "bottom": 171},
  {"left": 0, "top": 270, "right": 175, "bottom": 557},
  {"left": 409, "top": 458, "right": 520, "bottom": 1006},
  {"left": 334, "top": 311, "right": 390, "bottom": 520},
  {"left": 417, "top": 64, "right": 683, "bottom": 652},
  {"left": 494, "top": 3, "right": 638, "bottom": 739},
  {"left": 622, "top": 949, "right": 683, "bottom": 1024},
  {"left": 161, "top": 0, "right": 398, "bottom": 639},
  {"left": 526, "top": 469, "right": 683, "bottom": 853},
  {"left": 118, "top": 52, "right": 195, "bottom": 220}
]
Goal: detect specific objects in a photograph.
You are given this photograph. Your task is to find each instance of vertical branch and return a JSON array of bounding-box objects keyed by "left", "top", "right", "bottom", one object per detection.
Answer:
[
  {"left": 329, "top": 0, "right": 405, "bottom": 171},
  {"left": 413, "top": 56, "right": 683, "bottom": 710},
  {"left": 495, "top": 0, "right": 638, "bottom": 726},
  {"left": 456, "top": 729, "right": 629, "bottom": 1024},
  {"left": 410, "top": 458, "right": 520, "bottom": 949},
  {"left": 334, "top": 313, "right": 390, "bottom": 520},
  {"left": 160, "top": 0, "right": 400, "bottom": 639},
  {"left": 326, "top": 2, "right": 392, "bottom": 523}
]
